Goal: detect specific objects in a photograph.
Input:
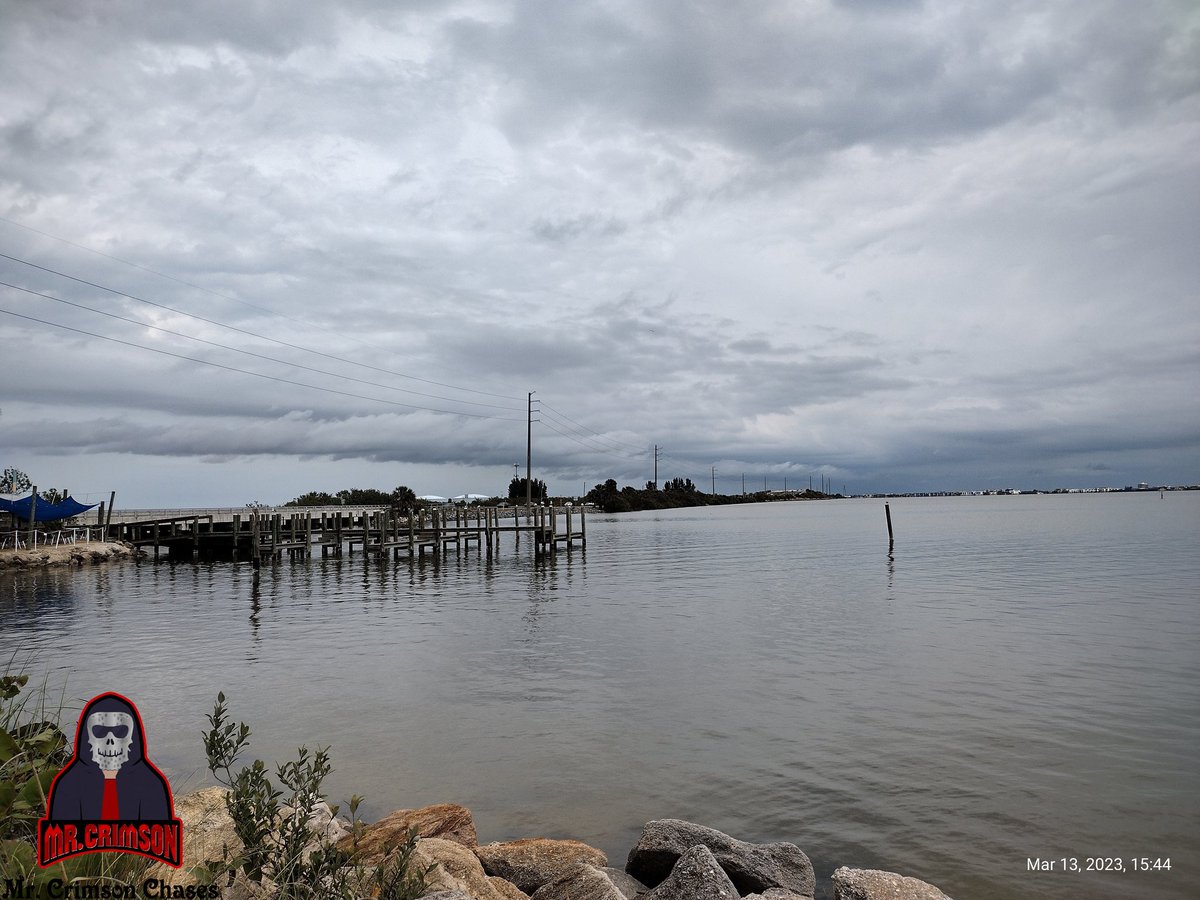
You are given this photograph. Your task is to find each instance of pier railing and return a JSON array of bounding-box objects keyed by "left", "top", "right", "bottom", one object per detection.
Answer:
[{"left": 100, "top": 505, "right": 587, "bottom": 563}]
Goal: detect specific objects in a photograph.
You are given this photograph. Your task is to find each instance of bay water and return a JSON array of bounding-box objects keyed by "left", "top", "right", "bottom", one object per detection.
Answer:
[{"left": 3, "top": 493, "right": 1197, "bottom": 899}]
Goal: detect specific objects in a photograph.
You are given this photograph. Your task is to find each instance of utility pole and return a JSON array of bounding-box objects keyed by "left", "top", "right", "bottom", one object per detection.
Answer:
[{"left": 526, "top": 391, "right": 534, "bottom": 511}]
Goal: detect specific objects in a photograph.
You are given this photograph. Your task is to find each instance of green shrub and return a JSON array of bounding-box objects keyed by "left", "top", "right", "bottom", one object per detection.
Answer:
[{"left": 203, "top": 692, "right": 434, "bottom": 900}]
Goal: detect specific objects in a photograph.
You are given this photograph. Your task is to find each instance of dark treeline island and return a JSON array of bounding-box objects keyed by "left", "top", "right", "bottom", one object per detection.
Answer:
[
  {"left": 584, "top": 478, "right": 837, "bottom": 513},
  {"left": 275, "top": 478, "right": 835, "bottom": 515}
]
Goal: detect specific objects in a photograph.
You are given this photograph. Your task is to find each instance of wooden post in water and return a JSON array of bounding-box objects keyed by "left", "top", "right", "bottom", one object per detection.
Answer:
[
  {"left": 251, "top": 511, "right": 261, "bottom": 569},
  {"left": 580, "top": 504, "right": 587, "bottom": 548},
  {"left": 105, "top": 491, "right": 116, "bottom": 538},
  {"left": 232, "top": 514, "right": 241, "bottom": 561},
  {"left": 885, "top": 502, "right": 894, "bottom": 553},
  {"left": 27, "top": 487, "right": 37, "bottom": 549}
]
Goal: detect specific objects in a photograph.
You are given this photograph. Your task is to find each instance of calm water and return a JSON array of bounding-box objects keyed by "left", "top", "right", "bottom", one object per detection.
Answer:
[{"left": 3, "top": 494, "right": 1198, "bottom": 899}]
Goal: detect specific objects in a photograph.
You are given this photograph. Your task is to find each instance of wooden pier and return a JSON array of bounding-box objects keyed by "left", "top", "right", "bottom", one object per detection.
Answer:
[{"left": 101, "top": 505, "right": 586, "bottom": 564}]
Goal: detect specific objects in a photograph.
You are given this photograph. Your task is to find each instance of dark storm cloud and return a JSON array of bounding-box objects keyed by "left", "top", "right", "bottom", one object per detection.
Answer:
[
  {"left": 0, "top": 0, "right": 1196, "bottom": 501},
  {"left": 446, "top": 0, "right": 1190, "bottom": 162}
]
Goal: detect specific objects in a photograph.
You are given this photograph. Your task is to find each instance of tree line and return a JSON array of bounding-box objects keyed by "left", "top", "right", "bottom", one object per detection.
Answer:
[
  {"left": 584, "top": 477, "right": 834, "bottom": 513},
  {"left": 282, "top": 485, "right": 419, "bottom": 508},
  {"left": 281, "top": 479, "right": 550, "bottom": 508}
]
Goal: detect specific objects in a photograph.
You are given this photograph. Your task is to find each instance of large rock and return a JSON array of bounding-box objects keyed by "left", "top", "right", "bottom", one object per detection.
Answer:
[
  {"left": 530, "top": 864, "right": 647, "bottom": 900},
  {"left": 145, "top": 786, "right": 242, "bottom": 885},
  {"left": 476, "top": 839, "right": 608, "bottom": 894},
  {"left": 642, "top": 846, "right": 738, "bottom": 900},
  {"left": 831, "top": 868, "right": 954, "bottom": 900},
  {"left": 416, "top": 837, "right": 529, "bottom": 900},
  {"left": 343, "top": 802, "right": 478, "bottom": 862},
  {"left": 492, "top": 876, "right": 534, "bottom": 900},
  {"left": 625, "top": 820, "right": 814, "bottom": 898},
  {"left": 601, "top": 866, "right": 650, "bottom": 899},
  {"left": 281, "top": 798, "right": 353, "bottom": 851},
  {"left": 140, "top": 788, "right": 271, "bottom": 899}
]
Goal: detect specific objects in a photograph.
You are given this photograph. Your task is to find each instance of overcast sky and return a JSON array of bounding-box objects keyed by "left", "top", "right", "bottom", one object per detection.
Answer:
[{"left": 1, "top": 0, "right": 1197, "bottom": 506}]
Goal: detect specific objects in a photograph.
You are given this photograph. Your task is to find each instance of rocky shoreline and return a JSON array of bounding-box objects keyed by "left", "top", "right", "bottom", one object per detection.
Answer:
[
  {"left": 0, "top": 540, "right": 142, "bottom": 570},
  {"left": 165, "top": 789, "right": 954, "bottom": 900}
]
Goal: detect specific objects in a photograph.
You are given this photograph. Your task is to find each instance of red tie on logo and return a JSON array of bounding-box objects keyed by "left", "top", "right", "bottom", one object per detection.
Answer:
[{"left": 101, "top": 778, "right": 119, "bottom": 820}]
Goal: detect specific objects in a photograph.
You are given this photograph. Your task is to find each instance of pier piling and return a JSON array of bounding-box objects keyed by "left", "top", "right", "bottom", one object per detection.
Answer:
[{"left": 92, "top": 504, "right": 587, "bottom": 566}]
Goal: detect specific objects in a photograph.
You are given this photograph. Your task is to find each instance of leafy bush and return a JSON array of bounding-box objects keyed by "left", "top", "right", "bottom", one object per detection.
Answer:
[
  {"left": 0, "top": 674, "right": 67, "bottom": 841},
  {"left": 203, "top": 692, "right": 434, "bottom": 900},
  {"left": 374, "top": 826, "right": 436, "bottom": 900}
]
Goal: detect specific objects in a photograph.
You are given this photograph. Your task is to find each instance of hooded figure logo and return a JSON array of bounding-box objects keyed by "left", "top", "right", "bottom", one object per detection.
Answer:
[
  {"left": 38, "top": 692, "right": 182, "bottom": 866},
  {"left": 47, "top": 693, "right": 172, "bottom": 820}
]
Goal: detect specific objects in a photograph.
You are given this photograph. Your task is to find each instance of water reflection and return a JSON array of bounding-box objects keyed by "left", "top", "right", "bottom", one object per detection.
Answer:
[{"left": 248, "top": 572, "right": 262, "bottom": 656}]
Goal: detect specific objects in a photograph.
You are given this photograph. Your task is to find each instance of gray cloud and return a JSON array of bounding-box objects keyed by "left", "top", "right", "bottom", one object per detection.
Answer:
[{"left": 0, "top": 0, "right": 1196, "bottom": 503}]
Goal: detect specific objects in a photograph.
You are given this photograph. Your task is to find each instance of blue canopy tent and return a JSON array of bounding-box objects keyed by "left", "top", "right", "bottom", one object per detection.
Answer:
[{"left": 0, "top": 494, "right": 98, "bottom": 522}]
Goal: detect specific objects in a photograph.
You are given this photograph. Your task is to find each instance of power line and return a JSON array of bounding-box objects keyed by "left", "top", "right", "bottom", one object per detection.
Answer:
[
  {"left": 0, "top": 280, "right": 521, "bottom": 412},
  {"left": 0, "top": 251, "right": 522, "bottom": 402},
  {"left": 0, "top": 215, "right": 331, "bottom": 326},
  {"left": 0, "top": 239, "right": 747, "bottom": 475},
  {"left": 537, "top": 417, "right": 647, "bottom": 461},
  {"left": 0, "top": 240, "right": 674, "bottom": 469},
  {"left": 538, "top": 410, "right": 646, "bottom": 456},
  {"left": 538, "top": 400, "right": 648, "bottom": 453},
  {"left": 0, "top": 304, "right": 523, "bottom": 421},
  {"left": 0, "top": 216, "right": 525, "bottom": 401}
]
